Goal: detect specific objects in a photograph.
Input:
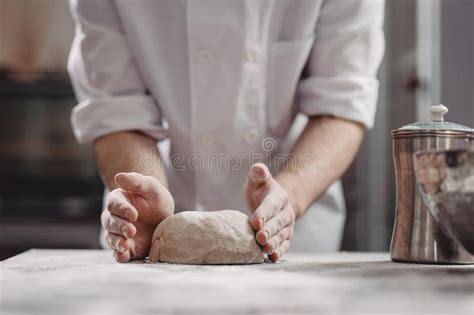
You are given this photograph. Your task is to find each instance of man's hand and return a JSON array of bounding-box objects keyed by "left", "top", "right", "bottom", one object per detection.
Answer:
[
  {"left": 245, "top": 163, "right": 296, "bottom": 262},
  {"left": 101, "top": 172, "right": 174, "bottom": 263}
]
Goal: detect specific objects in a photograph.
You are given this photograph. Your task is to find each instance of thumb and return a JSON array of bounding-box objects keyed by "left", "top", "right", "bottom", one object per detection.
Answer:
[
  {"left": 114, "top": 172, "right": 161, "bottom": 200},
  {"left": 247, "top": 163, "right": 272, "bottom": 187},
  {"left": 245, "top": 163, "right": 273, "bottom": 214}
]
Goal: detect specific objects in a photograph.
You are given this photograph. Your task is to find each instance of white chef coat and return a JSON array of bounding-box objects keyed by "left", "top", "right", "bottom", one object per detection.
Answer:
[{"left": 68, "top": 0, "right": 385, "bottom": 253}]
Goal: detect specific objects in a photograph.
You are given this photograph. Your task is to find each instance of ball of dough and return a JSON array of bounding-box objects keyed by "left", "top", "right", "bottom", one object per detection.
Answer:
[{"left": 148, "top": 210, "right": 264, "bottom": 264}]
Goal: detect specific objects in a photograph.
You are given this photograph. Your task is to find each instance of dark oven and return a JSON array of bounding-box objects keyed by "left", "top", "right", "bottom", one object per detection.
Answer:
[{"left": 0, "top": 0, "right": 103, "bottom": 259}]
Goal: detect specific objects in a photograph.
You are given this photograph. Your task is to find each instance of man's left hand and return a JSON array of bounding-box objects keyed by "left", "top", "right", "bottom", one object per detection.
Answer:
[{"left": 244, "top": 163, "right": 296, "bottom": 262}]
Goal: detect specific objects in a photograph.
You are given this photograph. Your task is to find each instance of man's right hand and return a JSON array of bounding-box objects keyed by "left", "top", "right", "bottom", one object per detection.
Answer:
[{"left": 101, "top": 172, "right": 175, "bottom": 263}]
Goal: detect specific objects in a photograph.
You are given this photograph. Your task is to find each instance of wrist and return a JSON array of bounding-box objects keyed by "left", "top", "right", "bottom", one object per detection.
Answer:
[
  {"left": 94, "top": 131, "right": 168, "bottom": 189},
  {"left": 275, "top": 171, "right": 305, "bottom": 219}
]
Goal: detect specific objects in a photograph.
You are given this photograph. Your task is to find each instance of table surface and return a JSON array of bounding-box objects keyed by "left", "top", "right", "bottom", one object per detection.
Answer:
[{"left": 1, "top": 250, "right": 473, "bottom": 314}]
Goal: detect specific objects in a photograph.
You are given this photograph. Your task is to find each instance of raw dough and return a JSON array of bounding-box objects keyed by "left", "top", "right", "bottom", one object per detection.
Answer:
[{"left": 148, "top": 210, "right": 264, "bottom": 264}]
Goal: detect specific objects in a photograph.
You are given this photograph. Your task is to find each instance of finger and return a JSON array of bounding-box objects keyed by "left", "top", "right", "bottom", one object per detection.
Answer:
[
  {"left": 100, "top": 211, "right": 112, "bottom": 231},
  {"left": 262, "top": 225, "right": 294, "bottom": 254},
  {"left": 106, "top": 232, "right": 131, "bottom": 253},
  {"left": 269, "top": 240, "right": 291, "bottom": 263},
  {"left": 101, "top": 212, "right": 137, "bottom": 238},
  {"left": 106, "top": 189, "right": 139, "bottom": 221},
  {"left": 115, "top": 173, "right": 175, "bottom": 214},
  {"left": 102, "top": 209, "right": 137, "bottom": 238},
  {"left": 114, "top": 250, "right": 131, "bottom": 263},
  {"left": 256, "top": 207, "right": 294, "bottom": 245},
  {"left": 250, "top": 194, "right": 285, "bottom": 231},
  {"left": 114, "top": 172, "right": 162, "bottom": 200},
  {"left": 247, "top": 163, "right": 271, "bottom": 187},
  {"left": 105, "top": 232, "right": 132, "bottom": 253}
]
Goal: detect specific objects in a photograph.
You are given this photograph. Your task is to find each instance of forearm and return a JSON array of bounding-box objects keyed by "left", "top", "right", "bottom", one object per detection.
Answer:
[
  {"left": 94, "top": 131, "right": 167, "bottom": 190},
  {"left": 275, "top": 116, "right": 365, "bottom": 218}
]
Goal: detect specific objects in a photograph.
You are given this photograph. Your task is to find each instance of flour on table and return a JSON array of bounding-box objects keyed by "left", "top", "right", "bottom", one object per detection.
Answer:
[{"left": 148, "top": 210, "right": 264, "bottom": 264}]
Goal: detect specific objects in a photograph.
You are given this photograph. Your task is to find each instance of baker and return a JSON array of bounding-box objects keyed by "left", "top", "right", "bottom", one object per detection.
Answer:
[{"left": 68, "top": 0, "right": 384, "bottom": 263}]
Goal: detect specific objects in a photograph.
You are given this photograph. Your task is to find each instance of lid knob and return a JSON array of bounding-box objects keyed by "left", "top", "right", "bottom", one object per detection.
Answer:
[{"left": 430, "top": 104, "right": 448, "bottom": 122}]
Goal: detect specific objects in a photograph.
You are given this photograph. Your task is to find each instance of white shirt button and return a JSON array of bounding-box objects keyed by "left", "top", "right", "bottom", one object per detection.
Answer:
[
  {"left": 198, "top": 49, "right": 214, "bottom": 65},
  {"left": 245, "top": 129, "right": 259, "bottom": 144},
  {"left": 243, "top": 49, "right": 258, "bottom": 63},
  {"left": 201, "top": 132, "right": 216, "bottom": 146}
]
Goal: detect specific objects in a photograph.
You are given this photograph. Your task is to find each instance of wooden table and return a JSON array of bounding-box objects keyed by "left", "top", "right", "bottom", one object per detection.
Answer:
[{"left": 1, "top": 250, "right": 473, "bottom": 314}]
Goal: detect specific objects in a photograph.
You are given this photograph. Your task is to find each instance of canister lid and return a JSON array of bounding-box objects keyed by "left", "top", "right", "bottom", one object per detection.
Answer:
[{"left": 392, "top": 104, "right": 474, "bottom": 138}]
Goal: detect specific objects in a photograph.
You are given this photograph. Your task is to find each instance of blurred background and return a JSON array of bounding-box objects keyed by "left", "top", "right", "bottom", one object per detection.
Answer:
[{"left": 0, "top": 0, "right": 473, "bottom": 260}]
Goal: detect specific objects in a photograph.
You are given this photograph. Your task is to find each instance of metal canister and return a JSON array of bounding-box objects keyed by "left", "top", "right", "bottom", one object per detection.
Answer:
[{"left": 390, "top": 104, "right": 474, "bottom": 264}]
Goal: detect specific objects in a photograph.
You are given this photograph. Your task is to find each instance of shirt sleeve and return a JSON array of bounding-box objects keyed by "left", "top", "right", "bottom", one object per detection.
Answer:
[
  {"left": 297, "top": 0, "right": 385, "bottom": 129},
  {"left": 68, "top": 0, "right": 167, "bottom": 143}
]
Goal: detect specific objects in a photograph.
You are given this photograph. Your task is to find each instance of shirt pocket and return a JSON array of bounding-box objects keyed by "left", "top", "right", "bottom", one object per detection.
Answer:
[{"left": 266, "top": 36, "right": 314, "bottom": 138}]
